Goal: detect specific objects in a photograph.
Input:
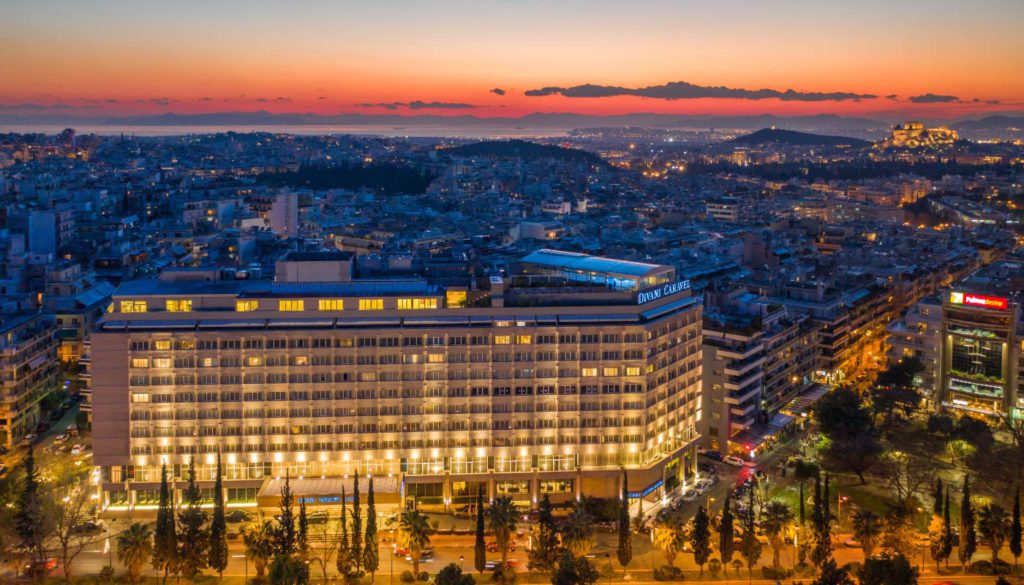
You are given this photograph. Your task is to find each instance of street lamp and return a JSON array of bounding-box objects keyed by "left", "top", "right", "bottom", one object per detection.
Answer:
[{"left": 459, "top": 555, "right": 464, "bottom": 572}]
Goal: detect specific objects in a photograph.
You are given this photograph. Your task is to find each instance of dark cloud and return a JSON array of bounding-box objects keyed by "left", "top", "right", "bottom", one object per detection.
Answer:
[
  {"left": 0, "top": 102, "right": 71, "bottom": 111},
  {"left": 972, "top": 97, "right": 1001, "bottom": 105},
  {"left": 275, "top": 97, "right": 292, "bottom": 102},
  {"left": 524, "top": 81, "right": 877, "bottom": 102},
  {"left": 104, "top": 98, "right": 119, "bottom": 103},
  {"left": 355, "top": 101, "right": 480, "bottom": 110},
  {"left": 136, "top": 97, "right": 175, "bottom": 106},
  {"left": 490, "top": 88, "right": 506, "bottom": 96},
  {"left": 885, "top": 94, "right": 899, "bottom": 100},
  {"left": 908, "top": 93, "right": 959, "bottom": 104},
  {"left": 201, "top": 97, "right": 214, "bottom": 102},
  {"left": 318, "top": 96, "right": 327, "bottom": 101}
]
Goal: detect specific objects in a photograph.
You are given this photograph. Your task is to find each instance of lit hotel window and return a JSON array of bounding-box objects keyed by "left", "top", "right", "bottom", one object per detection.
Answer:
[
  {"left": 246, "top": 356, "right": 263, "bottom": 367},
  {"left": 236, "top": 300, "right": 259, "bottom": 312},
  {"left": 603, "top": 367, "right": 620, "bottom": 377},
  {"left": 154, "top": 340, "right": 171, "bottom": 351},
  {"left": 446, "top": 290, "right": 467, "bottom": 308},
  {"left": 427, "top": 354, "right": 445, "bottom": 363},
  {"left": 494, "top": 335, "right": 511, "bottom": 345},
  {"left": 130, "top": 358, "right": 149, "bottom": 368},
  {"left": 279, "top": 300, "right": 305, "bottom": 312},
  {"left": 516, "top": 335, "right": 532, "bottom": 345},
  {"left": 319, "top": 299, "right": 344, "bottom": 311},
  {"left": 582, "top": 368, "right": 598, "bottom": 377},
  {"left": 153, "top": 358, "right": 171, "bottom": 369},
  {"left": 120, "top": 300, "right": 147, "bottom": 313},
  {"left": 625, "top": 367, "right": 641, "bottom": 377},
  {"left": 166, "top": 299, "right": 192, "bottom": 312},
  {"left": 359, "top": 299, "right": 384, "bottom": 311},
  {"left": 131, "top": 393, "right": 150, "bottom": 403},
  {"left": 398, "top": 298, "right": 438, "bottom": 310}
]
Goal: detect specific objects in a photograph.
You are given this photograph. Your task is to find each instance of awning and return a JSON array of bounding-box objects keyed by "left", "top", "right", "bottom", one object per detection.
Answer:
[
  {"left": 257, "top": 475, "right": 400, "bottom": 501},
  {"left": 769, "top": 413, "right": 796, "bottom": 428},
  {"left": 781, "top": 385, "right": 829, "bottom": 417}
]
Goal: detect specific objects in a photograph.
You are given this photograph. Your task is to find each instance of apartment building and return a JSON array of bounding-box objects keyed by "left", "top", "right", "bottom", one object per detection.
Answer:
[
  {"left": 89, "top": 251, "right": 704, "bottom": 511},
  {"left": 0, "top": 311, "right": 60, "bottom": 447}
]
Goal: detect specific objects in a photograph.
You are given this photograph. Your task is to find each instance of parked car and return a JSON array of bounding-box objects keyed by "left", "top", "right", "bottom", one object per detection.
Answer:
[
  {"left": 486, "top": 540, "right": 516, "bottom": 552},
  {"left": 308, "top": 510, "right": 329, "bottom": 524},
  {"left": 485, "top": 559, "right": 519, "bottom": 570},
  {"left": 72, "top": 520, "right": 105, "bottom": 534},
  {"left": 700, "top": 450, "right": 723, "bottom": 462},
  {"left": 21, "top": 433, "right": 38, "bottom": 446},
  {"left": 453, "top": 504, "right": 477, "bottom": 519},
  {"left": 226, "top": 510, "right": 252, "bottom": 523},
  {"left": 843, "top": 538, "right": 861, "bottom": 548},
  {"left": 24, "top": 557, "right": 58, "bottom": 576},
  {"left": 405, "top": 549, "right": 434, "bottom": 562},
  {"left": 694, "top": 478, "right": 715, "bottom": 491},
  {"left": 723, "top": 455, "right": 746, "bottom": 467}
]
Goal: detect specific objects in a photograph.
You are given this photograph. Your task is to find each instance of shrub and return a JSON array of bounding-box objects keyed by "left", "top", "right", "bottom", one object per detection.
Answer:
[
  {"left": 761, "top": 566, "right": 792, "bottom": 580},
  {"left": 967, "top": 559, "right": 1010, "bottom": 575},
  {"left": 401, "top": 570, "right": 416, "bottom": 583},
  {"left": 98, "top": 566, "right": 116, "bottom": 583},
  {"left": 418, "top": 572, "right": 430, "bottom": 582},
  {"left": 652, "top": 565, "right": 685, "bottom": 581},
  {"left": 707, "top": 558, "right": 722, "bottom": 578}
]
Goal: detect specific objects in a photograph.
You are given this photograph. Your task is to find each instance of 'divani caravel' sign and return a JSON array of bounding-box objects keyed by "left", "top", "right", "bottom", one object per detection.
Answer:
[{"left": 636, "top": 279, "right": 691, "bottom": 305}]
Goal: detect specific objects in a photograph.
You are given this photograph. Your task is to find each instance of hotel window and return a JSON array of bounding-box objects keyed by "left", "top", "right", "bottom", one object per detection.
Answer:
[
  {"left": 516, "top": 335, "right": 532, "bottom": 345},
  {"left": 246, "top": 356, "right": 263, "bottom": 367},
  {"left": 359, "top": 299, "right": 384, "bottom": 311},
  {"left": 236, "top": 300, "right": 259, "bottom": 312},
  {"left": 152, "top": 358, "right": 171, "bottom": 369},
  {"left": 131, "top": 393, "right": 150, "bottom": 403},
  {"left": 427, "top": 354, "right": 445, "bottom": 364},
  {"left": 494, "top": 335, "right": 511, "bottom": 345},
  {"left": 603, "top": 367, "right": 620, "bottom": 377},
  {"left": 120, "top": 300, "right": 147, "bottom": 313},
  {"left": 397, "top": 298, "right": 438, "bottom": 310},
  {"left": 130, "top": 358, "right": 149, "bottom": 368},
  {"left": 625, "top": 367, "right": 641, "bottom": 376},
  {"left": 154, "top": 340, "right": 171, "bottom": 351},
  {"left": 318, "top": 299, "right": 344, "bottom": 311},
  {"left": 446, "top": 290, "right": 467, "bottom": 308},
  {"left": 166, "top": 299, "right": 193, "bottom": 312},
  {"left": 279, "top": 300, "right": 305, "bottom": 312},
  {"left": 582, "top": 368, "right": 598, "bottom": 377}
]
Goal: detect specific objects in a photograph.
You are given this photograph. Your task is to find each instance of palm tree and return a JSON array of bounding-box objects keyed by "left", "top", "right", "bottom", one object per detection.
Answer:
[
  {"left": 761, "top": 501, "right": 795, "bottom": 569},
  {"left": 561, "top": 502, "right": 595, "bottom": 557},
  {"left": 243, "top": 520, "right": 276, "bottom": 582},
  {"left": 487, "top": 496, "right": 518, "bottom": 571},
  {"left": 652, "top": 509, "right": 687, "bottom": 567},
  {"left": 979, "top": 504, "right": 1011, "bottom": 566},
  {"left": 399, "top": 510, "right": 432, "bottom": 576},
  {"left": 117, "top": 523, "right": 154, "bottom": 584},
  {"left": 851, "top": 509, "right": 884, "bottom": 559}
]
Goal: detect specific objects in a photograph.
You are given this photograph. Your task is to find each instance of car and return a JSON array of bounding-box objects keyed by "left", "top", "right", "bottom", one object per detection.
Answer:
[
  {"left": 405, "top": 549, "right": 434, "bottom": 562},
  {"left": 485, "top": 559, "right": 519, "bottom": 570},
  {"left": 21, "top": 433, "right": 38, "bottom": 446},
  {"left": 700, "top": 450, "right": 723, "bottom": 462},
  {"left": 226, "top": 510, "right": 252, "bottom": 523},
  {"left": 35, "top": 421, "right": 50, "bottom": 433},
  {"left": 72, "top": 520, "right": 105, "bottom": 534},
  {"left": 843, "top": 538, "right": 861, "bottom": 548},
  {"left": 454, "top": 504, "right": 477, "bottom": 519},
  {"left": 54, "top": 433, "right": 68, "bottom": 443},
  {"left": 308, "top": 510, "right": 329, "bottom": 524},
  {"left": 723, "top": 455, "right": 745, "bottom": 467},
  {"left": 486, "top": 540, "right": 516, "bottom": 552},
  {"left": 24, "top": 557, "right": 58, "bottom": 576},
  {"left": 70, "top": 446, "right": 83, "bottom": 455},
  {"left": 694, "top": 478, "right": 715, "bottom": 491}
]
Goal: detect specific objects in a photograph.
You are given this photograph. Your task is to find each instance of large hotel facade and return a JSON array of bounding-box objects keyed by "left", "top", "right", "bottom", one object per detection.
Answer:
[{"left": 89, "top": 250, "right": 704, "bottom": 511}]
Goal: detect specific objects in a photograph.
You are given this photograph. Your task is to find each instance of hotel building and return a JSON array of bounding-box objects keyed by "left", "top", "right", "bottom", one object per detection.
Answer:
[{"left": 89, "top": 250, "right": 704, "bottom": 511}]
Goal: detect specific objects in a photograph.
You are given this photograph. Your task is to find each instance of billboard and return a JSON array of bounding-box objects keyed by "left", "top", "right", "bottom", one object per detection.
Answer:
[{"left": 949, "top": 291, "right": 1009, "bottom": 310}]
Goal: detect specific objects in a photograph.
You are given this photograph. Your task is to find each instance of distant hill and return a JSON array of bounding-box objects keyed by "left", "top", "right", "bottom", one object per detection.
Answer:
[
  {"left": 953, "top": 115, "right": 1024, "bottom": 132},
  {"left": 442, "top": 139, "right": 608, "bottom": 166},
  {"left": 727, "top": 128, "right": 871, "bottom": 148}
]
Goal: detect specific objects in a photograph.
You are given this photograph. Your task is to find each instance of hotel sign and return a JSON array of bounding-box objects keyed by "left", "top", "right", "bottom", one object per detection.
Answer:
[
  {"left": 949, "top": 291, "right": 1009, "bottom": 310},
  {"left": 637, "top": 279, "right": 691, "bottom": 305}
]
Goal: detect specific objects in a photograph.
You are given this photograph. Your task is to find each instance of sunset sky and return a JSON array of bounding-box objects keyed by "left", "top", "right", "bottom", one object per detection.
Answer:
[{"left": 2, "top": 0, "right": 1022, "bottom": 119}]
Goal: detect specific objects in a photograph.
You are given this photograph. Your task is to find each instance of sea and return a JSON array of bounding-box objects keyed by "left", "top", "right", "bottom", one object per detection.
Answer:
[{"left": 0, "top": 124, "right": 569, "bottom": 139}]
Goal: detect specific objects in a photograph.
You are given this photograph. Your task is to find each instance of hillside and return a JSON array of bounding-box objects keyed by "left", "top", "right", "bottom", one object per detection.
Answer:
[
  {"left": 727, "top": 128, "right": 871, "bottom": 148},
  {"left": 441, "top": 139, "right": 608, "bottom": 166}
]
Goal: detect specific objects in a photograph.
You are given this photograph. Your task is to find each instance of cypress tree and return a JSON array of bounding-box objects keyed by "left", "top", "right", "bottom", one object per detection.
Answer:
[
  {"left": 799, "top": 482, "right": 805, "bottom": 526},
  {"left": 277, "top": 471, "right": 296, "bottom": 555},
  {"left": 959, "top": 475, "right": 977, "bottom": 568},
  {"left": 208, "top": 453, "right": 228, "bottom": 579},
  {"left": 691, "top": 505, "right": 712, "bottom": 577},
  {"left": 616, "top": 470, "right": 632, "bottom": 574},
  {"left": 1011, "top": 488, "right": 1022, "bottom": 569},
  {"left": 940, "top": 488, "right": 953, "bottom": 567},
  {"left": 528, "top": 493, "right": 560, "bottom": 575},
  {"left": 719, "top": 495, "right": 735, "bottom": 566},
  {"left": 363, "top": 476, "right": 380, "bottom": 578},
  {"left": 298, "top": 499, "right": 309, "bottom": 558},
  {"left": 14, "top": 445, "right": 43, "bottom": 566},
  {"left": 474, "top": 487, "right": 486, "bottom": 574},
  {"left": 177, "top": 457, "right": 208, "bottom": 578},
  {"left": 337, "top": 487, "right": 353, "bottom": 580},
  {"left": 933, "top": 478, "right": 944, "bottom": 517},
  {"left": 351, "top": 469, "right": 362, "bottom": 572},
  {"left": 152, "top": 463, "right": 178, "bottom": 583}
]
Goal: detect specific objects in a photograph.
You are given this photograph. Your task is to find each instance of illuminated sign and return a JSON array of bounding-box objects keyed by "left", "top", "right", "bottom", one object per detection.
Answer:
[
  {"left": 949, "top": 291, "right": 1009, "bottom": 310},
  {"left": 637, "top": 279, "right": 691, "bottom": 305}
]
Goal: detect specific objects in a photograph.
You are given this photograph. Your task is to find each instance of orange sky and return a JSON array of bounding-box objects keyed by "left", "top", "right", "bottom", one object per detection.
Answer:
[{"left": 2, "top": 0, "right": 1022, "bottom": 119}]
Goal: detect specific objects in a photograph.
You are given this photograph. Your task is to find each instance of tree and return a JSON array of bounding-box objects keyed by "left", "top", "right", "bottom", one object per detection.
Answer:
[
  {"left": 762, "top": 500, "right": 795, "bottom": 569},
  {"left": 810, "top": 472, "right": 833, "bottom": 570},
  {"left": 881, "top": 504, "right": 917, "bottom": 559},
  {"left": 14, "top": 445, "right": 45, "bottom": 572},
  {"left": 938, "top": 489, "right": 954, "bottom": 568},
  {"left": 298, "top": 500, "right": 310, "bottom": 559},
  {"left": 437, "top": 563, "right": 476, "bottom": 585},
  {"left": 208, "top": 453, "right": 228, "bottom": 579},
  {"left": 177, "top": 457, "right": 208, "bottom": 579},
  {"left": 879, "top": 449, "right": 934, "bottom": 506},
  {"left": 268, "top": 553, "right": 310, "bottom": 585},
  {"left": 351, "top": 470, "right": 362, "bottom": 574},
  {"left": 308, "top": 517, "right": 341, "bottom": 584},
  {"left": 857, "top": 554, "right": 918, "bottom": 585},
  {"left": 398, "top": 509, "right": 431, "bottom": 577},
  {"left": 799, "top": 482, "right": 806, "bottom": 527},
  {"left": 932, "top": 478, "right": 944, "bottom": 517},
  {"left": 244, "top": 519, "right": 277, "bottom": 582},
  {"left": 277, "top": 472, "right": 297, "bottom": 555},
  {"left": 44, "top": 457, "right": 93, "bottom": 585},
  {"left": 337, "top": 488, "right": 354, "bottom": 582},
  {"left": 117, "top": 523, "right": 154, "bottom": 584},
  {"left": 979, "top": 503, "right": 1010, "bottom": 566},
  {"left": 815, "top": 387, "right": 880, "bottom": 482},
  {"left": 474, "top": 488, "right": 486, "bottom": 574},
  {"left": 652, "top": 509, "right": 686, "bottom": 567},
  {"left": 152, "top": 464, "right": 178, "bottom": 584},
  {"left": 488, "top": 496, "right": 518, "bottom": 571},
  {"left": 529, "top": 494, "right": 561, "bottom": 575},
  {"left": 810, "top": 558, "right": 854, "bottom": 585},
  {"left": 849, "top": 509, "right": 881, "bottom": 561},
  {"left": 1011, "top": 489, "right": 1022, "bottom": 569},
  {"left": 738, "top": 488, "right": 763, "bottom": 581},
  {"left": 928, "top": 512, "right": 946, "bottom": 570},
  {"left": 363, "top": 476, "right": 379, "bottom": 578},
  {"left": 552, "top": 551, "right": 599, "bottom": 585},
  {"left": 691, "top": 505, "right": 712, "bottom": 577},
  {"left": 562, "top": 502, "right": 595, "bottom": 558},
  {"left": 959, "top": 476, "right": 977, "bottom": 568},
  {"left": 719, "top": 495, "right": 735, "bottom": 566},
  {"left": 616, "top": 471, "right": 632, "bottom": 575}
]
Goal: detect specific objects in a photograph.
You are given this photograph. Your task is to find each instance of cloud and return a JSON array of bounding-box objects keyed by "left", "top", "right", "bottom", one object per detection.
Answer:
[
  {"left": 275, "top": 97, "right": 292, "bottom": 102},
  {"left": 136, "top": 97, "right": 176, "bottom": 106},
  {"left": 201, "top": 97, "right": 214, "bottom": 102},
  {"left": 355, "top": 101, "right": 480, "bottom": 110},
  {"left": 490, "top": 88, "right": 506, "bottom": 96},
  {"left": 908, "top": 93, "right": 959, "bottom": 104},
  {"left": 524, "top": 81, "right": 877, "bottom": 102},
  {"left": 0, "top": 102, "right": 72, "bottom": 111},
  {"left": 972, "top": 97, "right": 1001, "bottom": 105}
]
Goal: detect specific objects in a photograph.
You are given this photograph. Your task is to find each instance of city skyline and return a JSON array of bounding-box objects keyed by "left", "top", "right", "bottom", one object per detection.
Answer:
[{"left": 2, "top": 0, "right": 1023, "bottom": 120}]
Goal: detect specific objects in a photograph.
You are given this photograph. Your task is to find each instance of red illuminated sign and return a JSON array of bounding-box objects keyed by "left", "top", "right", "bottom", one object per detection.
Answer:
[{"left": 949, "top": 291, "right": 1009, "bottom": 310}]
